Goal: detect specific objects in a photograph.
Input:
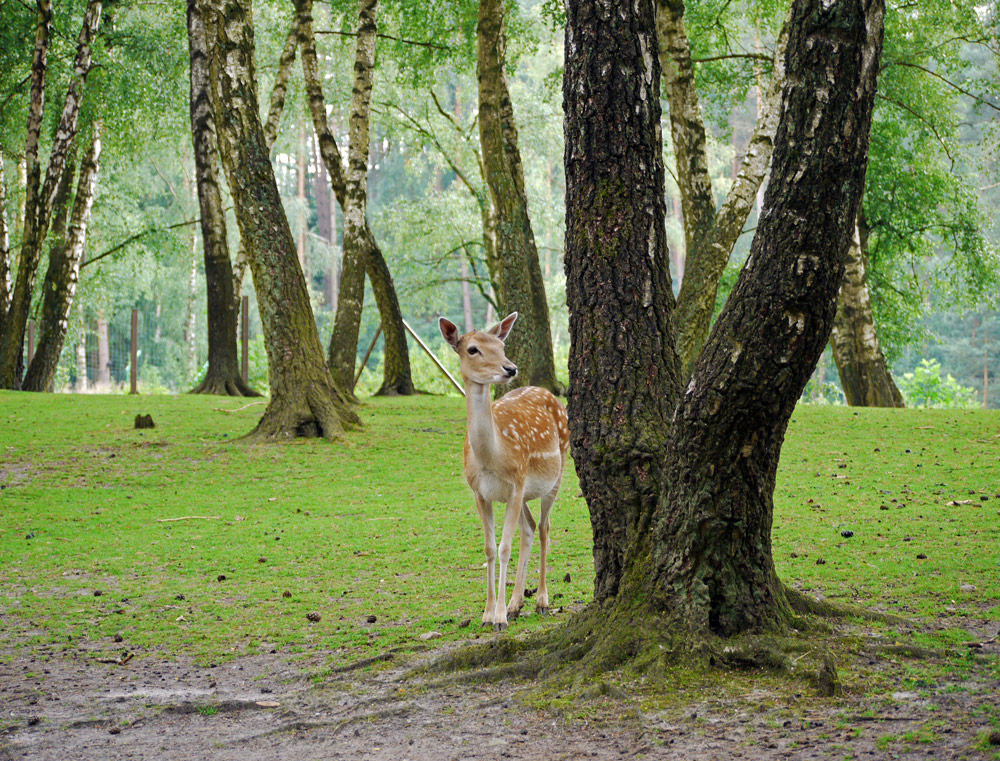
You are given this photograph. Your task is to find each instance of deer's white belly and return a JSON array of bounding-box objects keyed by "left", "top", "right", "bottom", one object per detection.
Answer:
[{"left": 469, "top": 456, "right": 561, "bottom": 504}]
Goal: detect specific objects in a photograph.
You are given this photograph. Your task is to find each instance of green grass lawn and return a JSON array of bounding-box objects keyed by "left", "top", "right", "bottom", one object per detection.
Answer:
[{"left": 1, "top": 391, "right": 998, "bottom": 669}]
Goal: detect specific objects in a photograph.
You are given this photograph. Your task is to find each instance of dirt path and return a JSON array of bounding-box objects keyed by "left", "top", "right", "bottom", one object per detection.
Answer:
[{"left": 2, "top": 622, "right": 998, "bottom": 761}]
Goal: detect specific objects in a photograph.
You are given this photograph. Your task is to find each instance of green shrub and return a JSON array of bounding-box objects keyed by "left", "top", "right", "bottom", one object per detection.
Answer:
[{"left": 897, "top": 358, "right": 979, "bottom": 409}]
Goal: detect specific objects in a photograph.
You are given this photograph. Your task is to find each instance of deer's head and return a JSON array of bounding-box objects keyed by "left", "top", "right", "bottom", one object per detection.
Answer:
[{"left": 439, "top": 312, "right": 518, "bottom": 386}]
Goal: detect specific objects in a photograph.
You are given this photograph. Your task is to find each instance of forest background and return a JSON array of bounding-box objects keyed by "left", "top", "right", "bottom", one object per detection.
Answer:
[{"left": 0, "top": 0, "right": 997, "bottom": 406}]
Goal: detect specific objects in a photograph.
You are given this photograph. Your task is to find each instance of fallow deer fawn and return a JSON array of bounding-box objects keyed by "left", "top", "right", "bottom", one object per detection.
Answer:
[{"left": 439, "top": 313, "right": 569, "bottom": 632}]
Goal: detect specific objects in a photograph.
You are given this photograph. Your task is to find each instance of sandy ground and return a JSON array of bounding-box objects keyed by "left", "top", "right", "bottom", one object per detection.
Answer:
[{"left": 2, "top": 618, "right": 998, "bottom": 761}]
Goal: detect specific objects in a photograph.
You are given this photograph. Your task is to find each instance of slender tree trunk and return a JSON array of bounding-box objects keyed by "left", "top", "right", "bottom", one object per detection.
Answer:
[
  {"left": 231, "top": 18, "right": 300, "bottom": 310},
  {"left": 0, "top": 150, "right": 11, "bottom": 326},
  {"left": 185, "top": 237, "right": 198, "bottom": 378},
  {"left": 0, "top": 0, "right": 102, "bottom": 389},
  {"left": 203, "top": 0, "right": 359, "bottom": 440},
  {"left": 24, "top": 126, "right": 101, "bottom": 392},
  {"left": 328, "top": 0, "right": 378, "bottom": 394},
  {"left": 297, "top": 0, "right": 412, "bottom": 397},
  {"left": 0, "top": 0, "right": 49, "bottom": 385},
  {"left": 187, "top": 0, "right": 258, "bottom": 396},
  {"left": 658, "top": 0, "right": 789, "bottom": 378},
  {"left": 477, "top": 0, "right": 560, "bottom": 393},
  {"left": 644, "top": 0, "right": 884, "bottom": 635},
  {"left": 313, "top": 132, "right": 336, "bottom": 309},
  {"left": 564, "top": 0, "right": 683, "bottom": 601},
  {"left": 297, "top": 119, "right": 308, "bottom": 270},
  {"left": 830, "top": 221, "right": 903, "bottom": 407}
]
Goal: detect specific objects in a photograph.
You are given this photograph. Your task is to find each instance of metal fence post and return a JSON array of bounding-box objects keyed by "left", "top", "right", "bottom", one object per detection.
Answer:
[{"left": 130, "top": 308, "right": 138, "bottom": 394}]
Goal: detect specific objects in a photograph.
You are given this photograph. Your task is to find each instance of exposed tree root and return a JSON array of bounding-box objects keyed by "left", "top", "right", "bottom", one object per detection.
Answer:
[
  {"left": 424, "top": 588, "right": 950, "bottom": 705},
  {"left": 784, "top": 585, "right": 909, "bottom": 626},
  {"left": 240, "top": 386, "right": 361, "bottom": 442},
  {"left": 190, "top": 373, "right": 262, "bottom": 397}
]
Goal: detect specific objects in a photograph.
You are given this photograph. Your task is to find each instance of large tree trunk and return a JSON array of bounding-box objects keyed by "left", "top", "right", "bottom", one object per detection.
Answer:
[
  {"left": 23, "top": 127, "right": 101, "bottom": 392},
  {"left": 565, "top": 0, "right": 883, "bottom": 645},
  {"left": 563, "top": 0, "right": 683, "bottom": 601},
  {"left": 830, "top": 221, "right": 903, "bottom": 407},
  {"left": 231, "top": 18, "right": 300, "bottom": 310},
  {"left": 657, "top": 0, "right": 789, "bottom": 378},
  {"left": 0, "top": 0, "right": 101, "bottom": 389},
  {"left": 477, "top": 0, "right": 560, "bottom": 394},
  {"left": 297, "top": 0, "right": 413, "bottom": 398},
  {"left": 202, "top": 0, "right": 359, "bottom": 440},
  {"left": 645, "top": 0, "right": 884, "bottom": 635},
  {"left": 186, "top": 0, "right": 259, "bottom": 397}
]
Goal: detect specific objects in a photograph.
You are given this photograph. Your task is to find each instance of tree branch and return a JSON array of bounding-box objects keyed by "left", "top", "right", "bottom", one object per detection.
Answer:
[
  {"left": 691, "top": 52, "right": 772, "bottom": 64},
  {"left": 883, "top": 60, "right": 1000, "bottom": 113},
  {"left": 81, "top": 215, "right": 215, "bottom": 269},
  {"left": 876, "top": 93, "right": 956, "bottom": 168},
  {"left": 316, "top": 29, "right": 450, "bottom": 52}
]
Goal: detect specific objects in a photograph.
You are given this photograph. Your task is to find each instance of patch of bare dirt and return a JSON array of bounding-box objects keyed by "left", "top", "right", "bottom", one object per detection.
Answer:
[{"left": 1, "top": 620, "right": 998, "bottom": 760}]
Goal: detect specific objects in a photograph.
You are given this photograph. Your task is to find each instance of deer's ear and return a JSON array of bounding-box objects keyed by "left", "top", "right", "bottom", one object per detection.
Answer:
[
  {"left": 439, "top": 317, "right": 462, "bottom": 352},
  {"left": 487, "top": 312, "right": 518, "bottom": 343}
]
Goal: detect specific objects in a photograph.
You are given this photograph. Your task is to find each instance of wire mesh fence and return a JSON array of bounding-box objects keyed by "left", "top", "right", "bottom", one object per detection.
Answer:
[{"left": 29, "top": 297, "right": 262, "bottom": 394}]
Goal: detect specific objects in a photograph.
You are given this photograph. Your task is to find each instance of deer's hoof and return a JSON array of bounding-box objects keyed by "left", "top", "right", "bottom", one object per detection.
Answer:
[
  {"left": 536, "top": 605, "right": 550, "bottom": 616},
  {"left": 506, "top": 608, "right": 521, "bottom": 620},
  {"left": 494, "top": 622, "right": 508, "bottom": 633}
]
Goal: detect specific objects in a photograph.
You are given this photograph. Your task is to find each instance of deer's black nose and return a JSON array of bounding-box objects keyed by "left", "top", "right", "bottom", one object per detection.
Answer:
[{"left": 504, "top": 364, "right": 518, "bottom": 378}]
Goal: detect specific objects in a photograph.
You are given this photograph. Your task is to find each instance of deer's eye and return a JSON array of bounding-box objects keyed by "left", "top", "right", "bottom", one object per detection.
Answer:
[{"left": 467, "top": 346, "right": 479, "bottom": 355}]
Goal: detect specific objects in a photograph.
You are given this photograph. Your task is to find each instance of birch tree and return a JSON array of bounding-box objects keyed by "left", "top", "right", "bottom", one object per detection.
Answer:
[
  {"left": 297, "top": 0, "right": 413, "bottom": 398},
  {"left": 0, "top": 0, "right": 102, "bottom": 389},
  {"left": 23, "top": 125, "right": 101, "bottom": 392}
]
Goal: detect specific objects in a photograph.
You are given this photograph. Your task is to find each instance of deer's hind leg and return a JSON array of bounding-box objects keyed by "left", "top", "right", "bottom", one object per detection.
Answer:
[
  {"left": 474, "top": 493, "right": 498, "bottom": 626},
  {"left": 507, "top": 501, "right": 537, "bottom": 618},
  {"left": 535, "top": 480, "right": 560, "bottom": 614}
]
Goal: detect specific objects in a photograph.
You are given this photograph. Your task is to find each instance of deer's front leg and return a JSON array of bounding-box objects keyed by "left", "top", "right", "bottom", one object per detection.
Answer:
[
  {"left": 493, "top": 485, "right": 524, "bottom": 632},
  {"left": 474, "top": 494, "right": 497, "bottom": 625}
]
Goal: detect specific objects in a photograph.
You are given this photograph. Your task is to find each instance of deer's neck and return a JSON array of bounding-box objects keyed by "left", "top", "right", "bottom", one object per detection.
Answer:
[{"left": 465, "top": 382, "right": 501, "bottom": 463}]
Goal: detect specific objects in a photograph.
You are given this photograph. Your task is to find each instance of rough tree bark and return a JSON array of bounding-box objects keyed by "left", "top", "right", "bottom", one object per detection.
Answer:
[
  {"left": 657, "top": 0, "right": 789, "bottom": 378},
  {"left": 203, "top": 0, "right": 359, "bottom": 440},
  {"left": 186, "top": 0, "right": 259, "bottom": 396},
  {"left": 477, "top": 0, "right": 560, "bottom": 393},
  {"left": 564, "top": 0, "right": 683, "bottom": 601},
  {"left": 0, "top": 0, "right": 101, "bottom": 389},
  {"left": 830, "top": 220, "right": 904, "bottom": 407},
  {"left": 230, "top": 18, "right": 301, "bottom": 308},
  {"left": 297, "top": 0, "right": 412, "bottom": 398},
  {"left": 23, "top": 127, "right": 101, "bottom": 392},
  {"left": 565, "top": 0, "right": 884, "bottom": 646}
]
